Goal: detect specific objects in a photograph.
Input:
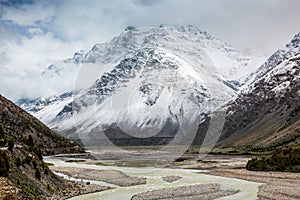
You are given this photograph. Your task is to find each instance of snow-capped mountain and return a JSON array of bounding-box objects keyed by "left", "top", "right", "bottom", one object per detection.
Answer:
[
  {"left": 43, "top": 25, "right": 263, "bottom": 84},
  {"left": 243, "top": 32, "right": 300, "bottom": 86},
  {"left": 18, "top": 25, "right": 265, "bottom": 144},
  {"left": 17, "top": 91, "right": 77, "bottom": 124},
  {"left": 197, "top": 32, "right": 300, "bottom": 149}
]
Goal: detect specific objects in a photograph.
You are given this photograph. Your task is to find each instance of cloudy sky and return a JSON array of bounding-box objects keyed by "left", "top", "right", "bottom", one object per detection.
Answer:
[{"left": 0, "top": 0, "right": 300, "bottom": 101}]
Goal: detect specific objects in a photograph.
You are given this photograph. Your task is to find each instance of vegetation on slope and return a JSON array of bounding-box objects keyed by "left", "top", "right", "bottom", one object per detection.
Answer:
[
  {"left": 246, "top": 147, "right": 300, "bottom": 173},
  {"left": 0, "top": 129, "right": 68, "bottom": 199},
  {"left": 0, "top": 95, "right": 84, "bottom": 155},
  {"left": 0, "top": 94, "right": 85, "bottom": 199}
]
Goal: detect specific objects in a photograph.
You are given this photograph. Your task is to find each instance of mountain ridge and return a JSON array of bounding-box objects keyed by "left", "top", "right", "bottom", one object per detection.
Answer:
[
  {"left": 17, "top": 25, "right": 268, "bottom": 147},
  {"left": 18, "top": 25, "right": 264, "bottom": 145},
  {"left": 195, "top": 32, "right": 300, "bottom": 151}
]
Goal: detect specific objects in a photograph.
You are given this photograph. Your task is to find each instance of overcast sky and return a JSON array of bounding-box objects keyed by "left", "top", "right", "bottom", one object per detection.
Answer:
[{"left": 0, "top": 0, "right": 300, "bottom": 101}]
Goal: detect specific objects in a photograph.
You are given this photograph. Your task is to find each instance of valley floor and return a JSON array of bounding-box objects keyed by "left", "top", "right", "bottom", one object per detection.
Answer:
[
  {"left": 206, "top": 169, "right": 300, "bottom": 200},
  {"left": 43, "top": 152, "right": 258, "bottom": 200},
  {"left": 19, "top": 150, "right": 300, "bottom": 200}
]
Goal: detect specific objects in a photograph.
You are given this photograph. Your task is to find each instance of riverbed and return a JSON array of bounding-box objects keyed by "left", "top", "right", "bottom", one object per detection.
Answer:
[{"left": 44, "top": 155, "right": 262, "bottom": 200}]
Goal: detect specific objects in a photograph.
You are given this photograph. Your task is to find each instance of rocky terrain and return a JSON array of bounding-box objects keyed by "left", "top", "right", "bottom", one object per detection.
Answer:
[
  {"left": 206, "top": 169, "right": 300, "bottom": 200},
  {"left": 49, "top": 166, "right": 147, "bottom": 187},
  {"left": 0, "top": 95, "right": 84, "bottom": 155},
  {"left": 0, "top": 94, "right": 91, "bottom": 199},
  {"left": 195, "top": 32, "right": 300, "bottom": 151},
  {"left": 162, "top": 175, "right": 182, "bottom": 183},
  {"left": 17, "top": 25, "right": 264, "bottom": 146},
  {"left": 131, "top": 183, "right": 238, "bottom": 200},
  {"left": 13, "top": 27, "right": 300, "bottom": 153}
]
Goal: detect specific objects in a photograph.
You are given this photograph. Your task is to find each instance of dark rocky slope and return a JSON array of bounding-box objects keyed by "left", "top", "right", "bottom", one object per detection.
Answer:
[
  {"left": 195, "top": 33, "right": 300, "bottom": 151},
  {"left": 0, "top": 94, "right": 85, "bottom": 199},
  {"left": 0, "top": 95, "right": 84, "bottom": 155}
]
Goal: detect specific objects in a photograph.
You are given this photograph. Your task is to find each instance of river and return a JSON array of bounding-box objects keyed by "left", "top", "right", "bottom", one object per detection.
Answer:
[{"left": 44, "top": 156, "right": 262, "bottom": 200}]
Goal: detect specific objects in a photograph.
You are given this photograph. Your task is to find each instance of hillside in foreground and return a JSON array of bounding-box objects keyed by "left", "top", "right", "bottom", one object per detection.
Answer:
[
  {"left": 0, "top": 95, "right": 84, "bottom": 155},
  {"left": 0, "top": 94, "right": 88, "bottom": 199}
]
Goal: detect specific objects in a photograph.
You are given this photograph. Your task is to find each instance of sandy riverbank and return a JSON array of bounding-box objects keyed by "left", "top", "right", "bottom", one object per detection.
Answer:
[
  {"left": 205, "top": 169, "right": 300, "bottom": 200},
  {"left": 49, "top": 182, "right": 110, "bottom": 200},
  {"left": 0, "top": 177, "right": 110, "bottom": 200},
  {"left": 50, "top": 166, "right": 147, "bottom": 187},
  {"left": 131, "top": 183, "right": 238, "bottom": 200}
]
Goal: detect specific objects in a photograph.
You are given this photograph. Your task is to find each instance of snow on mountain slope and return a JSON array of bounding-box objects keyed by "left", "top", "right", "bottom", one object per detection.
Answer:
[
  {"left": 243, "top": 32, "right": 300, "bottom": 87},
  {"left": 17, "top": 91, "right": 77, "bottom": 124},
  {"left": 202, "top": 32, "right": 300, "bottom": 149},
  {"left": 18, "top": 25, "right": 265, "bottom": 144},
  {"left": 220, "top": 55, "right": 300, "bottom": 149},
  {"left": 50, "top": 47, "right": 234, "bottom": 139},
  {"left": 48, "top": 25, "right": 263, "bottom": 83}
]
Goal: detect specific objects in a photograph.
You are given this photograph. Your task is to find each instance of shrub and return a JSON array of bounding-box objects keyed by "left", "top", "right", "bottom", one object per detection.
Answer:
[
  {"left": 32, "top": 145, "right": 43, "bottom": 160},
  {"left": 44, "top": 168, "right": 48, "bottom": 175},
  {"left": 23, "top": 135, "right": 34, "bottom": 147},
  {"left": 27, "top": 135, "right": 34, "bottom": 147},
  {"left": 0, "top": 150, "right": 10, "bottom": 176},
  {"left": 24, "top": 155, "right": 32, "bottom": 165},
  {"left": 35, "top": 168, "right": 41, "bottom": 180},
  {"left": 32, "top": 160, "right": 37, "bottom": 169},
  {"left": 0, "top": 126, "right": 5, "bottom": 135},
  {"left": 0, "top": 138, "right": 7, "bottom": 147},
  {"left": 8, "top": 140, "right": 14, "bottom": 152},
  {"left": 247, "top": 148, "right": 300, "bottom": 172},
  {"left": 15, "top": 157, "right": 22, "bottom": 167}
]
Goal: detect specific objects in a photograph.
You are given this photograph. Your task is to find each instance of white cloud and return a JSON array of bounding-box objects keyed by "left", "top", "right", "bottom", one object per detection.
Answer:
[
  {"left": 0, "top": 29, "right": 84, "bottom": 100},
  {"left": 0, "top": 0, "right": 300, "bottom": 101},
  {"left": 41, "top": 0, "right": 300, "bottom": 53},
  {"left": 1, "top": 1, "right": 55, "bottom": 26},
  {"left": 28, "top": 27, "right": 44, "bottom": 35}
]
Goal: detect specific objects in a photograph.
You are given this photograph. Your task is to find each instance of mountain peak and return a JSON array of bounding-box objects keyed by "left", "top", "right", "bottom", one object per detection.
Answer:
[
  {"left": 249, "top": 31, "right": 300, "bottom": 82},
  {"left": 155, "top": 24, "right": 212, "bottom": 38},
  {"left": 22, "top": 25, "right": 264, "bottom": 140},
  {"left": 125, "top": 25, "right": 138, "bottom": 31},
  {"left": 63, "top": 25, "right": 250, "bottom": 78},
  {"left": 286, "top": 32, "right": 300, "bottom": 49}
]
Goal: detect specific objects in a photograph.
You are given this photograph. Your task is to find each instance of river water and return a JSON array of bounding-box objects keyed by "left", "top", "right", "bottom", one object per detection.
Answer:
[{"left": 44, "top": 156, "right": 262, "bottom": 200}]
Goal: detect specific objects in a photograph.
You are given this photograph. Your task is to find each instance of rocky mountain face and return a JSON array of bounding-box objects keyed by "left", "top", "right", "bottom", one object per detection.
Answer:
[
  {"left": 15, "top": 26, "right": 300, "bottom": 150},
  {"left": 0, "top": 95, "right": 84, "bottom": 199},
  {"left": 17, "top": 91, "right": 77, "bottom": 125},
  {"left": 64, "top": 25, "right": 251, "bottom": 78},
  {"left": 196, "top": 33, "right": 300, "bottom": 150},
  {"left": 18, "top": 25, "right": 264, "bottom": 145}
]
